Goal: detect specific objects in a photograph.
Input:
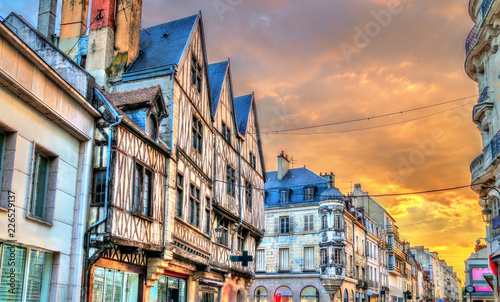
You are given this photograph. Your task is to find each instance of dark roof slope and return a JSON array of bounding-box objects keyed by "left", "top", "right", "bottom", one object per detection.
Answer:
[
  {"left": 105, "top": 86, "right": 161, "bottom": 107},
  {"left": 266, "top": 167, "right": 328, "bottom": 189},
  {"left": 126, "top": 14, "right": 198, "bottom": 73},
  {"left": 234, "top": 94, "right": 253, "bottom": 135},
  {"left": 208, "top": 61, "right": 228, "bottom": 116}
]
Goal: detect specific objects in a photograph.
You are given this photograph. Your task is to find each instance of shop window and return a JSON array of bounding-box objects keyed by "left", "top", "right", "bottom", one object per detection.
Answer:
[
  {"left": 301, "top": 286, "right": 319, "bottom": 302},
  {"left": 0, "top": 243, "right": 52, "bottom": 301},
  {"left": 92, "top": 267, "right": 139, "bottom": 302},
  {"left": 150, "top": 275, "right": 187, "bottom": 302},
  {"left": 275, "top": 286, "right": 293, "bottom": 302},
  {"left": 254, "top": 287, "right": 268, "bottom": 302}
]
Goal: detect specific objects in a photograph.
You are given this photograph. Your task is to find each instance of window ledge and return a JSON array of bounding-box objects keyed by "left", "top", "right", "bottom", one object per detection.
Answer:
[
  {"left": 26, "top": 215, "right": 53, "bottom": 227},
  {"left": 131, "top": 211, "right": 153, "bottom": 222},
  {"left": 302, "top": 269, "right": 317, "bottom": 273}
]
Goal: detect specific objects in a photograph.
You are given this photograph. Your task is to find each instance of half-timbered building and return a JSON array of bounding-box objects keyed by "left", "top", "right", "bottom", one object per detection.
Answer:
[{"left": 53, "top": 0, "right": 267, "bottom": 299}]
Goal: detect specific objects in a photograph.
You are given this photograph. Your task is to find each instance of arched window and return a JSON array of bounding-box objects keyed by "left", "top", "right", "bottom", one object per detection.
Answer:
[
  {"left": 275, "top": 286, "right": 293, "bottom": 302},
  {"left": 351, "top": 291, "right": 354, "bottom": 302},
  {"left": 255, "top": 287, "right": 268, "bottom": 302},
  {"left": 222, "top": 285, "right": 233, "bottom": 302},
  {"left": 300, "top": 286, "right": 319, "bottom": 302},
  {"left": 344, "top": 289, "right": 348, "bottom": 302}
]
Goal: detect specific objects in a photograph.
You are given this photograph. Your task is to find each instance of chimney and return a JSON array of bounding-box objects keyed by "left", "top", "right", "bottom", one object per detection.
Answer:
[
  {"left": 37, "top": 0, "right": 58, "bottom": 41},
  {"left": 277, "top": 151, "right": 290, "bottom": 180},
  {"left": 110, "top": 0, "right": 143, "bottom": 78},
  {"left": 321, "top": 172, "right": 335, "bottom": 187},
  {"left": 86, "top": 0, "right": 116, "bottom": 86},
  {"left": 59, "top": 0, "right": 89, "bottom": 60}
]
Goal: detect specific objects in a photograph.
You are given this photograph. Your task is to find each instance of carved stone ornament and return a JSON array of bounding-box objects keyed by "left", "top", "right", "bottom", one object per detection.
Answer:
[{"left": 336, "top": 266, "right": 343, "bottom": 275}]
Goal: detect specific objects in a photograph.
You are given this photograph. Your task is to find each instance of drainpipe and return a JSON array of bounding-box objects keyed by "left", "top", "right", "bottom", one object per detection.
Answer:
[
  {"left": 88, "top": 115, "right": 121, "bottom": 230},
  {"left": 88, "top": 88, "right": 122, "bottom": 231},
  {"left": 231, "top": 138, "right": 243, "bottom": 254}
]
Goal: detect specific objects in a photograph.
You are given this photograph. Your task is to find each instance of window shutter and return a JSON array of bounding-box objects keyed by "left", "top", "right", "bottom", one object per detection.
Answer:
[
  {"left": 304, "top": 215, "right": 309, "bottom": 232},
  {"left": 309, "top": 214, "right": 314, "bottom": 231},
  {"left": 289, "top": 216, "right": 294, "bottom": 234},
  {"left": 274, "top": 217, "right": 279, "bottom": 234}
]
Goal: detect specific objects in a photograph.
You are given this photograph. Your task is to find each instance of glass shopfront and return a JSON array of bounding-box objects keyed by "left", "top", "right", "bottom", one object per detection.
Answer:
[
  {"left": 150, "top": 275, "right": 187, "bottom": 302},
  {"left": 91, "top": 266, "right": 139, "bottom": 302},
  {"left": 199, "top": 284, "right": 219, "bottom": 302}
]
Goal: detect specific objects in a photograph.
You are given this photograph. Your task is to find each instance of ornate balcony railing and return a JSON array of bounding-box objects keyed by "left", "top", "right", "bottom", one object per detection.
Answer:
[
  {"left": 482, "top": 0, "right": 494, "bottom": 18},
  {"left": 470, "top": 153, "right": 484, "bottom": 179},
  {"left": 466, "top": 25, "right": 478, "bottom": 55},
  {"left": 490, "top": 130, "right": 500, "bottom": 160},
  {"left": 478, "top": 87, "right": 489, "bottom": 103}
]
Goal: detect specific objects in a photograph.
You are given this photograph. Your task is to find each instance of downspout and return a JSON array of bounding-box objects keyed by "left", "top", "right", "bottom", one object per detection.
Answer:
[
  {"left": 231, "top": 138, "right": 243, "bottom": 254},
  {"left": 88, "top": 115, "right": 122, "bottom": 230}
]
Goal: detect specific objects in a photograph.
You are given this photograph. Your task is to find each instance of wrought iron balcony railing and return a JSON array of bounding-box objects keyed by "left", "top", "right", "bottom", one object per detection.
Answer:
[
  {"left": 482, "top": 0, "right": 494, "bottom": 18},
  {"left": 478, "top": 87, "right": 489, "bottom": 103},
  {"left": 465, "top": 25, "right": 478, "bottom": 55}
]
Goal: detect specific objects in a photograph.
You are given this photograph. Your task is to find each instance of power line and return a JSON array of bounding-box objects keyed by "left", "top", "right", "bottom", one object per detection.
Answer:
[
  {"left": 259, "top": 94, "right": 478, "bottom": 135},
  {"left": 271, "top": 101, "right": 474, "bottom": 135}
]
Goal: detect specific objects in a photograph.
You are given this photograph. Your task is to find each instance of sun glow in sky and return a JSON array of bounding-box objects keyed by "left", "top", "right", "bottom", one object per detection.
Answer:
[{"left": 0, "top": 0, "right": 484, "bottom": 282}]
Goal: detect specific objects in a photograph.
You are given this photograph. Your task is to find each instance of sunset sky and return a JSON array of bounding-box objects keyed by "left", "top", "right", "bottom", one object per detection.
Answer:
[{"left": 0, "top": 0, "right": 483, "bottom": 281}]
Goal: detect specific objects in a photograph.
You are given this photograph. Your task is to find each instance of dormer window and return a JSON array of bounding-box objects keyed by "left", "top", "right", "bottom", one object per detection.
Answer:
[
  {"left": 191, "top": 55, "right": 202, "bottom": 93},
  {"left": 280, "top": 189, "right": 289, "bottom": 203},
  {"left": 148, "top": 114, "right": 158, "bottom": 140},
  {"left": 304, "top": 186, "right": 315, "bottom": 201}
]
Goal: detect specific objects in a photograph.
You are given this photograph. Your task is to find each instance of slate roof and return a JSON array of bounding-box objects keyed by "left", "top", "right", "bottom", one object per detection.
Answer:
[
  {"left": 266, "top": 167, "right": 328, "bottom": 189},
  {"left": 105, "top": 86, "right": 161, "bottom": 107},
  {"left": 208, "top": 61, "right": 228, "bottom": 116},
  {"left": 320, "top": 187, "right": 344, "bottom": 201},
  {"left": 126, "top": 14, "right": 198, "bottom": 73},
  {"left": 234, "top": 94, "right": 253, "bottom": 135}
]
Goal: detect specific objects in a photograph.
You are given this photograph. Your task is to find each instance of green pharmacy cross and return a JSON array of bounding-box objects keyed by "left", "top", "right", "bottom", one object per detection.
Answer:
[{"left": 231, "top": 250, "right": 253, "bottom": 267}]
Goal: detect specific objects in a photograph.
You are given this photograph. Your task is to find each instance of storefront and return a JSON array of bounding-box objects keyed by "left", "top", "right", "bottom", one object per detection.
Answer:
[{"left": 150, "top": 272, "right": 188, "bottom": 302}]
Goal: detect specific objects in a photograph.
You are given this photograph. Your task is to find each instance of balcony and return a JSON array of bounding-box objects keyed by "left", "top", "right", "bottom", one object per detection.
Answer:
[
  {"left": 369, "top": 280, "right": 378, "bottom": 288},
  {"left": 481, "top": 0, "right": 494, "bottom": 19},
  {"left": 388, "top": 264, "right": 401, "bottom": 275},
  {"left": 470, "top": 129, "right": 500, "bottom": 184},
  {"left": 465, "top": 25, "right": 478, "bottom": 56}
]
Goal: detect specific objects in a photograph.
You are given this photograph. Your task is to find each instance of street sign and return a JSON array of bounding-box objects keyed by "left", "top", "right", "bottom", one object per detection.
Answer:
[
  {"left": 465, "top": 285, "right": 475, "bottom": 293},
  {"left": 230, "top": 250, "right": 253, "bottom": 267}
]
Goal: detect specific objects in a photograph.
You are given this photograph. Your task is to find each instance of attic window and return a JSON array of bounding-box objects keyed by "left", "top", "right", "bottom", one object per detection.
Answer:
[
  {"left": 148, "top": 114, "right": 158, "bottom": 141},
  {"left": 304, "top": 186, "right": 315, "bottom": 201},
  {"left": 280, "top": 189, "right": 290, "bottom": 203},
  {"left": 191, "top": 55, "right": 202, "bottom": 93},
  {"left": 222, "top": 122, "right": 231, "bottom": 144}
]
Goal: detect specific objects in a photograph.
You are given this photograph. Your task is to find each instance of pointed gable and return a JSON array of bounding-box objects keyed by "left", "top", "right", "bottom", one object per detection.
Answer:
[
  {"left": 208, "top": 61, "right": 229, "bottom": 116},
  {"left": 123, "top": 14, "right": 198, "bottom": 80},
  {"left": 234, "top": 94, "right": 253, "bottom": 136}
]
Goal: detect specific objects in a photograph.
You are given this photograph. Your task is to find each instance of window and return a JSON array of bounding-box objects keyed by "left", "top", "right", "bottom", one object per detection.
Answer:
[
  {"left": 304, "top": 247, "right": 314, "bottom": 270},
  {"left": 249, "top": 152, "right": 256, "bottom": 169},
  {"left": 0, "top": 243, "right": 52, "bottom": 301},
  {"left": 93, "top": 171, "right": 106, "bottom": 205},
  {"left": 304, "top": 186, "right": 315, "bottom": 201},
  {"left": 237, "top": 231, "right": 244, "bottom": 251},
  {"left": 226, "top": 165, "right": 236, "bottom": 196},
  {"left": 29, "top": 148, "right": 57, "bottom": 221},
  {"left": 189, "top": 185, "right": 200, "bottom": 228},
  {"left": 275, "top": 286, "right": 293, "bottom": 302},
  {"left": 192, "top": 116, "right": 203, "bottom": 154},
  {"left": 221, "top": 122, "right": 231, "bottom": 144},
  {"left": 279, "top": 249, "right": 289, "bottom": 271},
  {"left": 255, "top": 287, "right": 268, "bottom": 302},
  {"left": 321, "top": 215, "right": 328, "bottom": 230},
  {"left": 301, "top": 287, "right": 319, "bottom": 302},
  {"left": 321, "top": 249, "right": 328, "bottom": 266},
  {"left": 176, "top": 173, "right": 184, "bottom": 218},
  {"left": 245, "top": 181, "right": 252, "bottom": 209},
  {"left": 217, "top": 219, "right": 229, "bottom": 246},
  {"left": 256, "top": 250, "right": 265, "bottom": 272},
  {"left": 334, "top": 248, "right": 343, "bottom": 265},
  {"left": 148, "top": 114, "right": 158, "bottom": 140},
  {"left": 133, "top": 163, "right": 153, "bottom": 217},
  {"left": 334, "top": 214, "right": 343, "bottom": 229},
  {"left": 91, "top": 267, "right": 140, "bottom": 302},
  {"left": 191, "top": 55, "right": 202, "bottom": 93},
  {"left": 205, "top": 198, "right": 210, "bottom": 235},
  {"left": 280, "top": 216, "right": 290, "bottom": 234},
  {"left": 0, "top": 131, "right": 5, "bottom": 189},
  {"left": 304, "top": 214, "right": 314, "bottom": 232},
  {"left": 280, "top": 189, "right": 289, "bottom": 203}
]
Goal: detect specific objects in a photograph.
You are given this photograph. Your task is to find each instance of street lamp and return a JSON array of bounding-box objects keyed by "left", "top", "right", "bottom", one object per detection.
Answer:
[
  {"left": 479, "top": 186, "right": 500, "bottom": 223},
  {"left": 482, "top": 206, "right": 492, "bottom": 223}
]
